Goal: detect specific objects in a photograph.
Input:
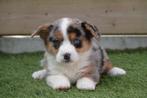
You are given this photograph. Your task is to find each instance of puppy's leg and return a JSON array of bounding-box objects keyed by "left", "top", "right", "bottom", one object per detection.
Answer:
[
  {"left": 32, "top": 69, "right": 47, "bottom": 79},
  {"left": 46, "top": 75, "right": 70, "bottom": 90},
  {"left": 76, "top": 77, "right": 97, "bottom": 90}
]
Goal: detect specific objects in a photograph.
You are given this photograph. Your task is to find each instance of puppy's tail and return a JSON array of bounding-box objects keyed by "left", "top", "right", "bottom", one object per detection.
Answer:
[{"left": 107, "top": 67, "right": 126, "bottom": 76}]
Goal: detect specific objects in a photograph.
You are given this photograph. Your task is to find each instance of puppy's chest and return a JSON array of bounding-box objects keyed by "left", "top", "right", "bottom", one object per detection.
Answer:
[
  {"left": 58, "top": 63, "right": 81, "bottom": 79},
  {"left": 47, "top": 57, "right": 90, "bottom": 81}
]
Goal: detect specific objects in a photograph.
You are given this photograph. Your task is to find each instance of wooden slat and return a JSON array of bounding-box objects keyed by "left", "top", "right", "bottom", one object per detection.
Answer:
[{"left": 0, "top": 0, "right": 147, "bottom": 35}]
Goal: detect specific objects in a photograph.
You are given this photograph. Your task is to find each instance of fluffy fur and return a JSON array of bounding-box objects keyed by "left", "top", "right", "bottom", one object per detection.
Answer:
[{"left": 31, "top": 17, "right": 126, "bottom": 90}]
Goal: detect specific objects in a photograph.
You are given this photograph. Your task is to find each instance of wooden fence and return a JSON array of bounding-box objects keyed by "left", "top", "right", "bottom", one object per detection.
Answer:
[{"left": 0, "top": 0, "right": 147, "bottom": 35}]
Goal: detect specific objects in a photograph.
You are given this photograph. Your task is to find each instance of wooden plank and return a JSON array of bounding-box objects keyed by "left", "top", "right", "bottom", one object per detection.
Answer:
[{"left": 0, "top": 0, "right": 147, "bottom": 35}]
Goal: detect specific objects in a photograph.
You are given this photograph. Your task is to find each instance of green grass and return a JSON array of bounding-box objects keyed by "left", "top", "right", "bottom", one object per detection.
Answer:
[{"left": 0, "top": 50, "right": 147, "bottom": 98}]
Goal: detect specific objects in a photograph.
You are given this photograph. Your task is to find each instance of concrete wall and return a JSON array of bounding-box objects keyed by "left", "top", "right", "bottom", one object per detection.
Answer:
[
  {"left": 0, "top": 35, "right": 147, "bottom": 53},
  {"left": 0, "top": 0, "right": 147, "bottom": 35}
]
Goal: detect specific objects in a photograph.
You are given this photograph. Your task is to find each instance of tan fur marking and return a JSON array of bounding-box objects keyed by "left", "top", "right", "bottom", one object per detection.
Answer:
[
  {"left": 102, "top": 59, "right": 113, "bottom": 73},
  {"left": 68, "top": 32, "right": 76, "bottom": 40},
  {"left": 31, "top": 24, "right": 53, "bottom": 45},
  {"left": 46, "top": 42, "right": 58, "bottom": 54},
  {"left": 80, "top": 64, "right": 99, "bottom": 82},
  {"left": 54, "top": 32, "right": 63, "bottom": 41},
  {"left": 76, "top": 38, "right": 91, "bottom": 53},
  {"left": 80, "top": 64, "right": 96, "bottom": 77}
]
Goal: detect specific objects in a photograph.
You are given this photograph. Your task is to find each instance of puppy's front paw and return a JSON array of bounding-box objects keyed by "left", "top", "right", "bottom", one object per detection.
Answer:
[
  {"left": 54, "top": 83, "right": 70, "bottom": 91},
  {"left": 32, "top": 69, "right": 47, "bottom": 80},
  {"left": 76, "top": 77, "right": 96, "bottom": 90},
  {"left": 46, "top": 75, "right": 70, "bottom": 90}
]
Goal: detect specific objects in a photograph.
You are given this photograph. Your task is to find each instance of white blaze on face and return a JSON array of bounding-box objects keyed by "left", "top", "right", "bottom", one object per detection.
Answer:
[
  {"left": 59, "top": 18, "right": 70, "bottom": 40},
  {"left": 56, "top": 18, "right": 79, "bottom": 63}
]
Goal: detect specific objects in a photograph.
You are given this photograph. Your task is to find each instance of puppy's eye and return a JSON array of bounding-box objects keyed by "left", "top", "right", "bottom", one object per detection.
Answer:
[
  {"left": 53, "top": 40, "right": 62, "bottom": 49},
  {"left": 72, "top": 39, "right": 82, "bottom": 48},
  {"left": 49, "top": 37, "right": 62, "bottom": 49}
]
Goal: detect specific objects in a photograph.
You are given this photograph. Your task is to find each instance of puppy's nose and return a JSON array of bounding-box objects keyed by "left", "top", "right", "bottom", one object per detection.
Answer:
[{"left": 64, "top": 53, "right": 71, "bottom": 62}]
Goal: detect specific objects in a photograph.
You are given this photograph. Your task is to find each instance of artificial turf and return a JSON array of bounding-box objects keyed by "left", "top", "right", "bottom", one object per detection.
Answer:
[{"left": 0, "top": 49, "right": 147, "bottom": 98}]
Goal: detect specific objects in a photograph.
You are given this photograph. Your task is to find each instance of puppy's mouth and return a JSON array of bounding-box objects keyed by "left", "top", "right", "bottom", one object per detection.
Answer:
[{"left": 63, "top": 59, "right": 72, "bottom": 63}]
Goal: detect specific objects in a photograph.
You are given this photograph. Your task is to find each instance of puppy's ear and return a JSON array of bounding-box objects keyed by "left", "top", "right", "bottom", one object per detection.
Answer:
[
  {"left": 31, "top": 24, "right": 53, "bottom": 39},
  {"left": 31, "top": 24, "right": 53, "bottom": 44},
  {"left": 81, "top": 21, "right": 100, "bottom": 40}
]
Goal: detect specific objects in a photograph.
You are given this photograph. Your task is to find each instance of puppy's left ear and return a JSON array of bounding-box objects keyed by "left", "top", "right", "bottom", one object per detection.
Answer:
[
  {"left": 31, "top": 24, "right": 53, "bottom": 45},
  {"left": 31, "top": 24, "right": 53, "bottom": 39},
  {"left": 81, "top": 21, "right": 100, "bottom": 40}
]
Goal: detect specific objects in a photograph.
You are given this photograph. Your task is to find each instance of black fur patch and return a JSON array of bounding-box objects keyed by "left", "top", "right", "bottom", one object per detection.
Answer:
[
  {"left": 81, "top": 22, "right": 93, "bottom": 40},
  {"left": 67, "top": 26, "right": 82, "bottom": 37}
]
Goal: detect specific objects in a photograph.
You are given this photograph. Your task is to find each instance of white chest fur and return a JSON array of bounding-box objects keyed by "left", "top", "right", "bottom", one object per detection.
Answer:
[{"left": 46, "top": 49, "right": 92, "bottom": 82}]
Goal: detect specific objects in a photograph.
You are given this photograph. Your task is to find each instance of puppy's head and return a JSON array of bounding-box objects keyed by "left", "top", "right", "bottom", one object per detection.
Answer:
[{"left": 31, "top": 18, "right": 100, "bottom": 63}]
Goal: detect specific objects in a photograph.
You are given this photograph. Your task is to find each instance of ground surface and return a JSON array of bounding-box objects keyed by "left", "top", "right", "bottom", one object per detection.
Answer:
[{"left": 0, "top": 50, "right": 147, "bottom": 98}]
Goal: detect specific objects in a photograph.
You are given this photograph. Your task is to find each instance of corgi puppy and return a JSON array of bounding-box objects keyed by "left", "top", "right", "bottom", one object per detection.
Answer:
[{"left": 32, "top": 18, "right": 126, "bottom": 90}]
